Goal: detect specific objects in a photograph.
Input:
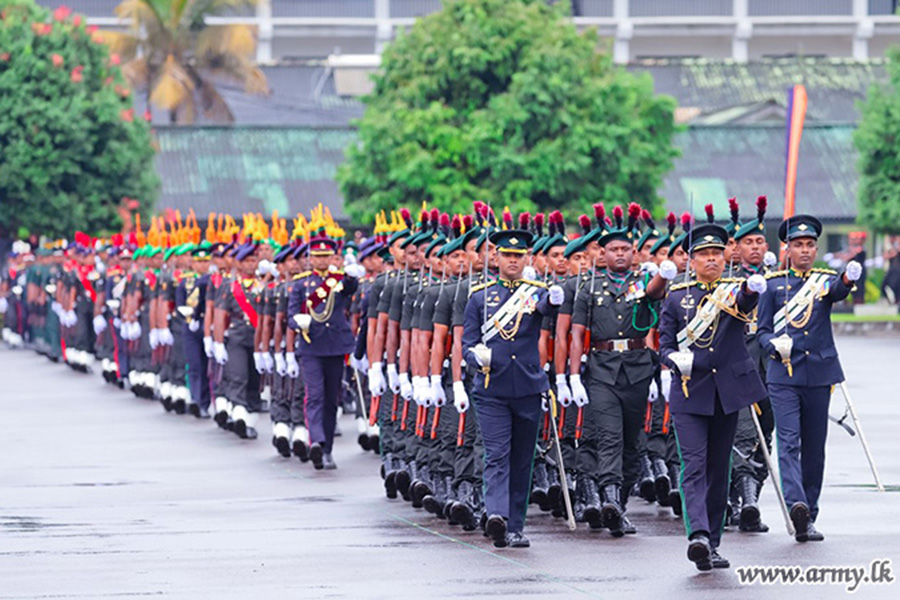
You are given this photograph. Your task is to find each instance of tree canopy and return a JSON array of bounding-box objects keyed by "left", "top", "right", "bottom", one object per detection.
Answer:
[
  {"left": 337, "top": 0, "right": 678, "bottom": 223},
  {"left": 854, "top": 46, "right": 900, "bottom": 234},
  {"left": 0, "top": 0, "right": 159, "bottom": 238}
]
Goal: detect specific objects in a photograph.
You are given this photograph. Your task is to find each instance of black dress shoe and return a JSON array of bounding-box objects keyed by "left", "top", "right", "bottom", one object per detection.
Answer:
[
  {"left": 292, "top": 439, "right": 309, "bottom": 462},
  {"left": 805, "top": 522, "right": 824, "bottom": 542},
  {"left": 485, "top": 515, "right": 508, "bottom": 548},
  {"left": 196, "top": 407, "right": 210, "bottom": 419},
  {"left": 234, "top": 420, "right": 257, "bottom": 440},
  {"left": 274, "top": 436, "right": 291, "bottom": 458},
  {"left": 710, "top": 548, "right": 730, "bottom": 569},
  {"left": 687, "top": 535, "right": 712, "bottom": 571},
  {"left": 506, "top": 532, "right": 530, "bottom": 548},
  {"left": 322, "top": 453, "right": 337, "bottom": 470},
  {"left": 309, "top": 443, "right": 324, "bottom": 470},
  {"left": 188, "top": 403, "right": 199, "bottom": 417},
  {"left": 739, "top": 519, "right": 769, "bottom": 533},
  {"left": 173, "top": 399, "right": 186, "bottom": 414},
  {"left": 790, "top": 502, "right": 811, "bottom": 542}
]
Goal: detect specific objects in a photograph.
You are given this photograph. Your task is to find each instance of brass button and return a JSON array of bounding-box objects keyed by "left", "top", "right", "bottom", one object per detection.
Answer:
[
  {"left": 617, "top": 315, "right": 623, "bottom": 320},
  {"left": 511, "top": 354, "right": 516, "bottom": 360},
  {"left": 618, "top": 331, "right": 623, "bottom": 336},
  {"left": 803, "top": 331, "right": 808, "bottom": 336},
  {"left": 712, "top": 368, "right": 717, "bottom": 373},
  {"left": 805, "top": 350, "right": 810, "bottom": 355},
  {"left": 325, "top": 323, "right": 330, "bottom": 327},
  {"left": 710, "top": 347, "right": 714, "bottom": 353}
]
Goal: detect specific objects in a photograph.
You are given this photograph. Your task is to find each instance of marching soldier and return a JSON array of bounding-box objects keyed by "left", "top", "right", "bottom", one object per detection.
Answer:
[
  {"left": 178, "top": 242, "right": 214, "bottom": 418},
  {"left": 658, "top": 223, "right": 768, "bottom": 571},
  {"left": 462, "top": 225, "right": 564, "bottom": 548},
  {"left": 757, "top": 214, "right": 861, "bottom": 542},
  {"left": 568, "top": 204, "right": 665, "bottom": 536},
  {"left": 288, "top": 237, "right": 364, "bottom": 470}
]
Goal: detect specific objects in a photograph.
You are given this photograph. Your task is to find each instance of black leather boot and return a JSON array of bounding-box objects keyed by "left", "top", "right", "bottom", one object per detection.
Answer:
[
  {"left": 738, "top": 475, "right": 764, "bottom": 532},
  {"left": 639, "top": 455, "right": 656, "bottom": 502},
  {"left": 450, "top": 481, "right": 477, "bottom": 531},
  {"left": 667, "top": 463, "right": 682, "bottom": 517},
  {"left": 580, "top": 477, "right": 603, "bottom": 529},
  {"left": 651, "top": 458, "right": 670, "bottom": 501},
  {"left": 531, "top": 461, "right": 551, "bottom": 511},
  {"left": 600, "top": 483, "right": 624, "bottom": 535}
]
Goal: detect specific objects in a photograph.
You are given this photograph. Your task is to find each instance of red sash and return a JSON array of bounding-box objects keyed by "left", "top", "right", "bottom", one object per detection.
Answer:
[
  {"left": 78, "top": 266, "right": 97, "bottom": 302},
  {"left": 307, "top": 272, "right": 343, "bottom": 310},
  {"left": 232, "top": 279, "right": 258, "bottom": 328}
]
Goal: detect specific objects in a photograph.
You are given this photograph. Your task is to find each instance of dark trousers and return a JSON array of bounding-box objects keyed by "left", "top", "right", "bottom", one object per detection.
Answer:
[
  {"left": 184, "top": 328, "right": 210, "bottom": 410},
  {"left": 672, "top": 396, "right": 739, "bottom": 548},
  {"left": 473, "top": 392, "right": 542, "bottom": 534},
  {"left": 453, "top": 373, "right": 484, "bottom": 487},
  {"left": 769, "top": 384, "right": 831, "bottom": 522},
  {"left": 578, "top": 368, "right": 653, "bottom": 492},
  {"left": 301, "top": 355, "right": 344, "bottom": 453},
  {"left": 270, "top": 371, "right": 292, "bottom": 424},
  {"left": 732, "top": 398, "right": 773, "bottom": 481},
  {"left": 222, "top": 333, "right": 261, "bottom": 412}
]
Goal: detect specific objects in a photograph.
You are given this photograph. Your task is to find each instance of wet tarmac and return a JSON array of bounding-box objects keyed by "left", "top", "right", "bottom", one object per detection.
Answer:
[{"left": 1, "top": 335, "right": 898, "bottom": 599}]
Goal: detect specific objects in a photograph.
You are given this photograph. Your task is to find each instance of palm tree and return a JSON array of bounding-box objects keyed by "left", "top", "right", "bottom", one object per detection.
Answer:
[{"left": 99, "top": 0, "right": 269, "bottom": 124}]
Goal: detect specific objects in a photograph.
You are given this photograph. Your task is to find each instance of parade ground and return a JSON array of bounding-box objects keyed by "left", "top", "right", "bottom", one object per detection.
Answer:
[{"left": 2, "top": 334, "right": 898, "bottom": 599}]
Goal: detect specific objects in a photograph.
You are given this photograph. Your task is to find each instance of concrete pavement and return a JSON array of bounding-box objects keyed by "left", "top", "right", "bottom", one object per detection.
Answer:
[{"left": 1, "top": 334, "right": 898, "bottom": 599}]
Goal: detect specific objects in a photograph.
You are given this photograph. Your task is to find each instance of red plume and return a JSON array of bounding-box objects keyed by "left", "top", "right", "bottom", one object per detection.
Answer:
[
  {"left": 641, "top": 208, "right": 655, "bottom": 230},
  {"left": 439, "top": 212, "right": 450, "bottom": 227},
  {"left": 628, "top": 202, "right": 642, "bottom": 220},
  {"left": 704, "top": 203, "right": 715, "bottom": 223},
  {"left": 578, "top": 214, "right": 591, "bottom": 235},
  {"left": 430, "top": 207, "right": 440, "bottom": 226},
  {"left": 450, "top": 214, "right": 461, "bottom": 238},
  {"left": 680, "top": 212, "right": 693, "bottom": 233},
  {"left": 399, "top": 208, "right": 412, "bottom": 229},
  {"left": 518, "top": 212, "right": 530, "bottom": 229},
  {"left": 756, "top": 195, "right": 767, "bottom": 221},
  {"left": 728, "top": 197, "right": 739, "bottom": 223},
  {"left": 613, "top": 205, "right": 624, "bottom": 229},
  {"left": 463, "top": 214, "right": 474, "bottom": 230},
  {"left": 533, "top": 213, "right": 544, "bottom": 237}
]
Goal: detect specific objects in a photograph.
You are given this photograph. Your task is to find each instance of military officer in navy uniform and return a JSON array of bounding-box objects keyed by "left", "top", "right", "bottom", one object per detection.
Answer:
[
  {"left": 757, "top": 214, "right": 861, "bottom": 542},
  {"left": 287, "top": 237, "right": 363, "bottom": 470},
  {"left": 462, "top": 227, "right": 564, "bottom": 548},
  {"left": 658, "top": 223, "right": 768, "bottom": 571},
  {"left": 178, "top": 242, "right": 213, "bottom": 418}
]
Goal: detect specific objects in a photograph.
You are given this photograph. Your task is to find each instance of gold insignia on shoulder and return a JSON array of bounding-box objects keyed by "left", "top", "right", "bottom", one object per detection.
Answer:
[{"left": 326, "top": 277, "right": 337, "bottom": 287}]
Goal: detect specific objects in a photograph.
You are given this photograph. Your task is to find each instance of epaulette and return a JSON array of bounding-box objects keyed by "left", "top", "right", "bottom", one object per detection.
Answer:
[
  {"left": 719, "top": 277, "right": 744, "bottom": 283},
  {"left": 470, "top": 281, "right": 497, "bottom": 293},
  {"left": 669, "top": 280, "right": 698, "bottom": 292},
  {"left": 295, "top": 271, "right": 311, "bottom": 279},
  {"left": 765, "top": 270, "right": 788, "bottom": 279},
  {"left": 522, "top": 279, "right": 547, "bottom": 288},
  {"left": 812, "top": 267, "right": 838, "bottom": 275}
]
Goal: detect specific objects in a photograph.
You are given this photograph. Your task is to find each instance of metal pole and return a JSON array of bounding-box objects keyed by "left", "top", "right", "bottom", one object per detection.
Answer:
[
  {"left": 750, "top": 404, "right": 795, "bottom": 536},
  {"left": 547, "top": 389, "right": 577, "bottom": 531}
]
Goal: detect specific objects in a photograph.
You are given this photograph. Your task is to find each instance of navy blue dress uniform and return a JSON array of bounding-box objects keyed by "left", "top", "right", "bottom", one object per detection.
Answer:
[
  {"left": 462, "top": 228, "right": 557, "bottom": 547},
  {"left": 658, "top": 224, "right": 767, "bottom": 570},
  {"left": 757, "top": 215, "right": 853, "bottom": 542},
  {"left": 177, "top": 243, "right": 213, "bottom": 418},
  {"left": 287, "top": 237, "right": 359, "bottom": 470}
]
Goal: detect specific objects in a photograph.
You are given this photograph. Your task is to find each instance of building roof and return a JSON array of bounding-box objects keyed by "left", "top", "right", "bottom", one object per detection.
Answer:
[
  {"left": 154, "top": 124, "right": 859, "bottom": 222},
  {"left": 631, "top": 57, "right": 887, "bottom": 124},
  {"left": 662, "top": 124, "right": 857, "bottom": 222},
  {"left": 154, "top": 126, "right": 357, "bottom": 220}
]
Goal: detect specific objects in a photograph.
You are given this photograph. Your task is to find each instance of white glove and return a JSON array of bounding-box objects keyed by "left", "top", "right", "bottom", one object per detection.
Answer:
[
  {"left": 746, "top": 274, "right": 767, "bottom": 295},
  {"left": 763, "top": 251, "right": 778, "bottom": 268},
  {"left": 113, "top": 317, "right": 121, "bottom": 330},
  {"left": 541, "top": 394, "right": 550, "bottom": 412},
  {"left": 130, "top": 321, "right": 142, "bottom": 340},
  {"left": 256, "top": 259, "right": 273, "bottom": 278},
  {"left": 93, "top": 315, "right": 107, "bottom": 335},
  {"left": 368, "top": 362, "right": 386, "bottom": 396},
  {"left": 659, "top": 260, "right": 678, "bottom": 280},
  {"left": 412, "top": 376, "right": 428, "bottom": 407},
  {"left": 452, "top": 381, "right": 469, "bottom": 413},
  {"left": 648, "top": 378, "right": 659, "bottom": 403},
  {"left": 358, "top": 355, "right": 369, "bottom": 373},
  {"left": 51, "top": 301, "right": 63, "bottom": 316},
  {"left": 640, "top": 261, "right": 659, "bottom": 277},
  {"left": 253, "top": 352, "right": 265, "bottom": 374},
  {"left": 120, "top": 321, "right": 132, "bottom": 340},
  {"left": 262, "top": 352, "right": 274, "bottom": 374},
  {"left": 344, "top": 253, "right": 358, "bottom": 266},
  {"left": 286, "top": 352, "right": 300, "bottom": 378},
  {"left": 203, "top": 336, "right": 214, "bottom": 357},
  {"left": 845, "top": 260, "right": 862, "bottom": 282},
  {"left": 523, "top": 265, "right": 537, "bottom": 280},
  {"left": 159, "top": 328, "right": 174, "bottom": 346},
  {"left": 149, "top": 328, "right": 160, "bottom": 349},
  {"left": 548, "top": 284, "right": 564, "bottom": 306},
  {"left": 660, "top": 369, "right": 672, "bottom": 401},
  {"left": 386, "top": 363, "right": 401, "bottom": 394},
  {"left": 471, "top": 343, "right": 491, "bottom": 368},
  {"left": 188, "top": 320, "right": 200, "bottom": 332},
  {"left": 345, "top": 263, "right": 366, "bottom": 279},
  {"left": 570, "top": 374, "right": 589, "bottom": 408},
  {"left": 555, "top": 373, "right": 573, "bottom": 408},
  {"left": 65, "top": 310, "right": 77, "bottom": 327},
  {"left": 431, "top": 375, "right": 447, "bottom": 407},
  {"left": 0, "top": 297, "right": 7, "bottom": 313},
  {"left": 399, "top": 373, "right": 413, "bottom": 401},
  {"left": 275, "top": 352, "right": 287, "bottom": 376},
  {"left": 213, "top": 341, "right": 228, "bottom": 365}
]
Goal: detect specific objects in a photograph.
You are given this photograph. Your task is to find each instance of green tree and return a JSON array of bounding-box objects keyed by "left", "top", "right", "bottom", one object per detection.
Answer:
[
  {"left": 855, "top": 46, "right": 900, "bottom": 234},
  {"left": 0, "top": 0, "right": 159, "bottom": 238},
  {"left": 100, "top": 0, "right": 267, "bottom": 124},
  {"left": 337, "top": 0, "right": 678, "bottom": 223}
]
